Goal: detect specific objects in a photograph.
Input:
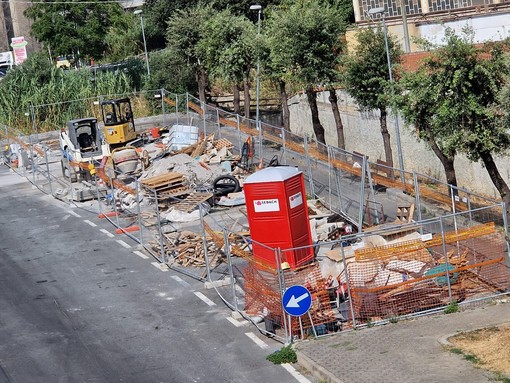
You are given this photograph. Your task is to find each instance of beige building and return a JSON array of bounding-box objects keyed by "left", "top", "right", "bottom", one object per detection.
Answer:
[{"left": 350, "top": 0, "right": 510, "bottom": 52}]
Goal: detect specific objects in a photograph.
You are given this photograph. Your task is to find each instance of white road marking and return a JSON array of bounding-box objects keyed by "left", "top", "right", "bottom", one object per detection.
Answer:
[
  {"left": 62, "top": 214, "right": 71, "bottom": 221},
  {"left": 100, "top": 228, "right": 115, "bottom": 238},
  {"left": 151, "top": 262, "right": 169, "bottom": 271},
  {"left": 133, "top": 250, "right": 149, "bottom": 259},
  {"left": 281, "top": 364, "right": 312, "bottom": 383},
  {"left": 226, "top": 317, "right": 248, "bottom": 328},
  {"left": 171, "top": 275, "right": 190, "bottom": 287},
  {"left": 194, "top": 292, "right": 216, "bottom": 306},
  {"left": 116, "top": 240, "right": 131, "bottom": 249},
  {"left": 245, "top": 332, "right": 269, "bottom": 349},
  {"left": 83, "top": 220, "right": 97, "bottom": 227},
  {"left": 67, "top": 210, "right": 81, "bottom": 218}
]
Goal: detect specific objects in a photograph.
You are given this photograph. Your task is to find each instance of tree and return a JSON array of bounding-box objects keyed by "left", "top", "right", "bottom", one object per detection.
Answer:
[
  {"left": 198, "top": 10, "right": 257, "bottom": 117},
  {"left": 166, "top": 5, "right": 212, "bottom": 104},
  {"left": 413, "top": 28, "right": 510, "bottom": 208},
  {"left": 344, "top": 26, "right": 402, "bottom": 168},
  {"left": 144, "top": 0, "right": 282, "bottom": 51},
  {"left": 144, "top": 0, "right": 199, "bottom": 50},
  {"left": 266, "top": 0, "right": 347, "bottom": 145},
  {"left": 396, "top": 70, "right": 459, "bottom": 188},
  {"left": 144, "top": 49, "right": 197, "bottom": 95},
  {"left": 104, "top": 14, "right": 139, "bottom": 63},
  {"left": 24, "top": 1, "right": 126, "bottom": 61}
]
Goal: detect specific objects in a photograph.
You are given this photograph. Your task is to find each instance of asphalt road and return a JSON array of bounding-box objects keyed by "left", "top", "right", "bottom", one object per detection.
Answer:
[{"left": 0, "top": 165, "right": 309, "bottom": 383}]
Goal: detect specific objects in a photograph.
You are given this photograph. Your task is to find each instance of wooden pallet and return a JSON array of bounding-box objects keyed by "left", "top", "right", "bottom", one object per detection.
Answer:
[
  {"left": 141, "top": 172, "right": 185, "bottom": 190},
  {"left": 213, "top": 138, "right": 233, "bottom": 150},
  {"left": 157, "top": 186, "right": 192, "bottom": 199},
  {"left": 171, "top": 192, "right": 214, "bottom": 213}
]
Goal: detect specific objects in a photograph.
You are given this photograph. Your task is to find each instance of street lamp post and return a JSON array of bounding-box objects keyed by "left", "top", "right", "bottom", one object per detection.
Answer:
[
  {"left": 368, "top": 7, "right": 405, "bottom": 180},
  {"left": 134, "top": 9, "right": 150, "bottom": 78},
  {"left": 250, "top": 4, "right": 262, "bottom": 160}
]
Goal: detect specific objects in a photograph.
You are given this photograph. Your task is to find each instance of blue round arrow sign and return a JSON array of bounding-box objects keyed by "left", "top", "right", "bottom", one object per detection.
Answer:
[{"left": 282, "top": 285, "right": 312, "bottom": 317}]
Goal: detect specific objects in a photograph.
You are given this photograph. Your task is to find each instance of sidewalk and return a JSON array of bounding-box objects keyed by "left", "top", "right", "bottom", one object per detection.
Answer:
[{"left": 295, "top": 299, "right": 510, "bottom": 383}]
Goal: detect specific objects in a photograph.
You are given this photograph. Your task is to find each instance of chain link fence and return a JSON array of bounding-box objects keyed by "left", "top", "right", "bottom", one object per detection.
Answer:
[{"left": 1, "top": 91, "right": 509, "bottom": 347}]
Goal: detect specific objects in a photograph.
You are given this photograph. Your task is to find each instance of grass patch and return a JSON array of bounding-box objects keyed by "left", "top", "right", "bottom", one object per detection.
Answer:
[
  {"left": 444, "top": 300, "right": 459, "bottom": 314},
  {"left": 266, "top": 345, "right": 297, "bottom": 365},
  {"left": 448, "top": 347, "right": 482, "bottom": 364},
  {"left": 493, "top": 373, "right": 510, "bottom": 383}
]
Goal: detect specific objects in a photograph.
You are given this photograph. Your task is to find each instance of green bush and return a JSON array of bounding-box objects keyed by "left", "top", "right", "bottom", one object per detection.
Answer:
[
  {"left": 266, "top": 345, "right": 297, "bottom": 365},
  {"left": 444, "top": 300, "right": 459, "bottom": 314}
]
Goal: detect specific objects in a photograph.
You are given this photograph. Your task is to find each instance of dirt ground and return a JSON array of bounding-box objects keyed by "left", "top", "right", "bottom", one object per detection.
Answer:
[{"left": 448, "top": 323, "right": 510, "bottom": 377}]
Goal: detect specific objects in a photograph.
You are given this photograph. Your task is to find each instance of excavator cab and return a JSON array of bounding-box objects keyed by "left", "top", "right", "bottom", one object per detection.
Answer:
[{"left": 101, "top": 98, "right": 137, "bottom": 146}]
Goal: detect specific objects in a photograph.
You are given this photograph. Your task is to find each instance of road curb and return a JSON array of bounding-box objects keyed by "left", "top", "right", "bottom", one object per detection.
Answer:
[{"left": 296, "top": 350, "right": 346, "bottom": 383}]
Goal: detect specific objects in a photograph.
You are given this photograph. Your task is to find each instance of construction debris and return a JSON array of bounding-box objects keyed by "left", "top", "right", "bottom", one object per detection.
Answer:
[{"left": 150, "top": 230, "right": 222, "bottom": 268}]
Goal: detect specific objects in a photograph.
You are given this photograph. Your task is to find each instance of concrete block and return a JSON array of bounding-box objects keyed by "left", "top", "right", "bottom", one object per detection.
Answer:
[{"left": 204, "top": 277, "right": 232, "bottom": 289}]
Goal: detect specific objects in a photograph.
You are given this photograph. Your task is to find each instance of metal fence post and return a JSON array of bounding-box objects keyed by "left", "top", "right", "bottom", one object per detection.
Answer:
[
  {"left": 438, "top": 216, "right": 454, "bottom": 303},
  {"left": 275, "top": 247, "right": 290, "bottom": 345},
  {"left": 175, "top": 93, "right": 180, "bottom": 126},
  {"left": 44, "top": 146, "right": 52, "bottom": 195},
  {"left": 304, "top": 135, "right": 315, "bottom": 198},
  {"left": 202, "top": 102, "right": 207, "bottom": 139},
  {"left": 281, "top": 128, "right": 287, "bottom": 166},
  {"left": 466, "top": 191, "right": 473, "bottom": 227},
  {"left": 199, "top": 203, "right": 212, "bottom": 282},
  {"left": 29, "top": 103, "right": 37, "bottom": 183},
  {"left": 186, "top": 92, "right": 190, "bottom": 124},
  {"left": 365, "top": 160, "right": 379, "bottom": 225},
  {"left": 216, "top": 109, "right": 221, "bottom": 138},
  {"left": 161, "top": 88, "right": 167, "bottom": 127},
  {"left": 236, "top": 115, "right": 241, "bottom": 154},
  {"left": 358, "top": 156, "right": 367, "bottom": 233},
  {"left": 413, "top": 171, "right": 423, "bottom": 234},
  {"left": 223, "top": 229, "right": 238, "bottom": 311},
  {"left": 153, "top": 188, "right": 165, "bottom": 263},
  {"left": 501, "top": 202, "right": 510, "bottom": 259},
  {"left": 258, "top": 121, "right": 263, "bottom": 165},
  {"left": 450, "top": 185, "right": 458, "bottom": 234},
  {"left": 327, "top": 146, "right": 333, "bottom": 209},
  {"left": 66, "top": 158, "right": 74, "bottom": 206},
  {"left": 111, "top": 179, "right": 121, "bottom": 229},
  {"left": 341, "top": 242, "right": 357, "bottom": 329},
  {"left": 28, "top": 131, "right": 36, "bottom": 183},
  {"left": 95, "top": 174, "right": 103, "bottom": 216},
  {"left": 135, "top": 176, "right": 144, "bottom": 246}
]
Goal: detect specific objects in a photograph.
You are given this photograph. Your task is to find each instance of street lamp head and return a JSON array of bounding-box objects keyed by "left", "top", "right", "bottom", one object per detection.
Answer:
[
  {"left": 250, "top": 4, "right": 262, "bottom": 11},
  {"left": 368, "top": 7, "right": 385, "bottom": 15},
  {"left": 134, "top": 9, "right": 143, "bottom": 15}
]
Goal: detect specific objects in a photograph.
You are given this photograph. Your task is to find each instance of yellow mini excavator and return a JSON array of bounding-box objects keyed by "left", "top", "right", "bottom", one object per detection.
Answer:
[{"left": 100, "top": 98, "right": 137, "bottom": 147}]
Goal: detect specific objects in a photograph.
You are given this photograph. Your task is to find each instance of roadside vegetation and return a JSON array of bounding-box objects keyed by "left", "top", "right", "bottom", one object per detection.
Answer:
[{"left": 1, "top": 0, "right": 510, "bottom": 207}]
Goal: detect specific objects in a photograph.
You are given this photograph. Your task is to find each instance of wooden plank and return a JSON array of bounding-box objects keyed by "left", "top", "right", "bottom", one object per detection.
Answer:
[{"left": 191, "top": 139, "right": 207, "bottom": 158}]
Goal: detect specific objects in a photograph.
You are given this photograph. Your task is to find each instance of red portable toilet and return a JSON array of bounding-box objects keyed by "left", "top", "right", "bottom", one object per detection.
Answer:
[{"left": 243, "top": 166, "right": 314, "bottom": 269}]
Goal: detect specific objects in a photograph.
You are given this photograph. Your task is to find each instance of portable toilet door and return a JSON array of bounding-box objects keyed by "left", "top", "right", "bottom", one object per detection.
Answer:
[{"left": 243, "top": 166, "right": 314, "bottom": 270}]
